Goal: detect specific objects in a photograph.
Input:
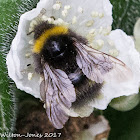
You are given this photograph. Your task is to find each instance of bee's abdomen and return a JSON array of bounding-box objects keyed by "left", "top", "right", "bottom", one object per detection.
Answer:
[{"left": 72, "top": 78, "right": 103, "bottom": 108}]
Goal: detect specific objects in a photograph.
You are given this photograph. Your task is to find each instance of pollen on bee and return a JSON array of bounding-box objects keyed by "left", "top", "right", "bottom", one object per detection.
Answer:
[
  {"left": 78, "top": 7, "right": 83, "bottom": 13},
  {"left": 28, "top": 73, "right": 33, "bottom": 80},
  {"left": 86, "top": 20, "right": 94, "bottom": 27},
  {"left": 109, "top": 49, "right": 119, "bottom": 57}
]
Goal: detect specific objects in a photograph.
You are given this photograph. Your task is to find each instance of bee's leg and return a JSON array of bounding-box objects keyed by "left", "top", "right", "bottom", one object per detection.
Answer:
[{"left": 33, "top": 53, "right": 43, "bottom": 75}]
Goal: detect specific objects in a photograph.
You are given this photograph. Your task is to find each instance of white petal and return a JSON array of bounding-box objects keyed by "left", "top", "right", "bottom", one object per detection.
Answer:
[
  {"left": 134, "top": 18, "right": 140, "bottom": 52},
  {"left": 89, "top": 30, "right": 140, "bottom": 110},
  {"left": 134, "top": 18, "right": 140, "bottom": 40},
  {"left": 110, "top": 94, "right": 140, "bottom": 111}
]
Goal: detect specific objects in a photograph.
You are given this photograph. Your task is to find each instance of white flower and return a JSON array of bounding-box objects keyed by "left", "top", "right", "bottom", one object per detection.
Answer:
[
  {"left": 6, "top": 0, "right": 140, "bottom": 118},
  {"left": 75, "top": 116, "right": 110, "bottom": 140}
]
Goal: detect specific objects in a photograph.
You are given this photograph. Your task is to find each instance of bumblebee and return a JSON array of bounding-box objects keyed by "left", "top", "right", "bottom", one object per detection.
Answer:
[{"left": 31, "top": 21, "right": 131, "bottom": 129}]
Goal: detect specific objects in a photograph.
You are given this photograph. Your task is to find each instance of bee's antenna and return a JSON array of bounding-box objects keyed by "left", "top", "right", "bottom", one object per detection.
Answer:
[{"left": 27, "top": 30, "right": 35, "bottom": 36}]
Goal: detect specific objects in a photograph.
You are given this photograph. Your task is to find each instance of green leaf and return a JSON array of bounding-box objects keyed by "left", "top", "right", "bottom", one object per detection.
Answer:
[
  {"left": 0, "top": 1, "right": 19, "bottom": 137},
  {"left": 104, "top": 103, "right": 140, "bottom": 140},
  {"left": 0, "top": 0, "right": 39, "bottom": 139},
  {"left": 110, "top": 0, "right": 140, "bottom": 35}
]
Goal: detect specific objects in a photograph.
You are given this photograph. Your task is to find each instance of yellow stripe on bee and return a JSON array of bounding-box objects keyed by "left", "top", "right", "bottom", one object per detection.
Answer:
[{"left": 33, "top": 26, "right": 68, "bottom": 53}]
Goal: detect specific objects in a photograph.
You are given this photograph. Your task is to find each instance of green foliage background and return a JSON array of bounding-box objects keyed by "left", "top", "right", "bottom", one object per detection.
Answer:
[
  {"left": 0, "top": 0, "right": 140, "bottom": 140},
  {"left": 110, "top": 0, "right": 140, "bottom": 35}
]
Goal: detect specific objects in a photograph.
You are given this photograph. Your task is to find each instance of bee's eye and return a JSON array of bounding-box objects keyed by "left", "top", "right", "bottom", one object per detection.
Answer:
[
  {"left": 51, "top": 41, "right": 61, "bottom": 53},
  {"left": 50, "top": 41, "right": 66, "bottom": 58}
]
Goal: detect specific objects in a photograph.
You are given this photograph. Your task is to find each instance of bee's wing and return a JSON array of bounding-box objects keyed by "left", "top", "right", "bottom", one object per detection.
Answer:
[
  {"left": 40, "top": 63, "right": 76, "bottom": 129},
  {"left": 73, "top": 38, "right": 132, "bottom": 83}
]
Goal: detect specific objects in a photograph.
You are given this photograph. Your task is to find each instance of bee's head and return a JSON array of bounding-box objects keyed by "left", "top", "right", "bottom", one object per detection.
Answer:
[{"left": 41, "top": 35, "right": 77, "bottom": 62}]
